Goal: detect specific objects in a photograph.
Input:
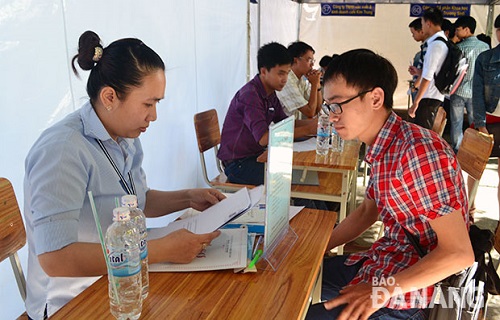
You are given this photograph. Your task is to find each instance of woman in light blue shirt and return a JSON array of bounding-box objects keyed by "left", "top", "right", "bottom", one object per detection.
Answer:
[{"left": 23, "top": 31, "right": 224, "bottom": 319}]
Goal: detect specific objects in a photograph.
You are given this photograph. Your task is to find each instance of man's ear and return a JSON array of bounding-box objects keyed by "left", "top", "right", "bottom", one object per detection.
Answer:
[
  {"left": 371, "top": 87, "right": 385, "bottom": 110},
  {"left": 260, "top": 67, "right": 267, "bottom": 76},
  {"left": 99, "top": 86, "right": 117, "bottom": 111}
]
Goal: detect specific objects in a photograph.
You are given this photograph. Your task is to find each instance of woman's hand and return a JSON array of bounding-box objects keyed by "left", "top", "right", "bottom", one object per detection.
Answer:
[
  {"left": 151, "top": 229, "right": 221, "bottom": 264},
  {"left": 187, "top": 188, "right": 226, "bottom": 211}
]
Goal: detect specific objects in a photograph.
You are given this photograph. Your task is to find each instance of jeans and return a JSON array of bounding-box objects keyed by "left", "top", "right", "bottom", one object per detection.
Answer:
[
  {"left": 414, "top": 98, "right": 441, "bottom": 130},
  {"left": 223, "top": 155, "right": 264, "bottom": 185},
  {"left": 306, "top": 256, "right": 427, "bottom": 320},
  {"left": 450, "top": 94, "right": 473, "bottom": 153}
]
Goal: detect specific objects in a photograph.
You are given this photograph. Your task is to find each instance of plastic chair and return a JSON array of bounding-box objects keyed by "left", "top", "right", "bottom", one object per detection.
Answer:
[
  {"left": 0, "top": 177, "right": 29, "bottom": 319},
  {"left": 457, "top": 128, "right": 494, "bottom": 206},
  {"left": 431, "top": 106, "right": 447, "bottom": 137},
  {"left": 193, "top": 109, "right": 254, "bottom": 192}
]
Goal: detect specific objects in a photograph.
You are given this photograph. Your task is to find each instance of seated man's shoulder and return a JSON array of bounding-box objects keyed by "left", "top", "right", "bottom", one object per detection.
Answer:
[{"left": 400, "top": 122, "right": 453, "bottom": 156}]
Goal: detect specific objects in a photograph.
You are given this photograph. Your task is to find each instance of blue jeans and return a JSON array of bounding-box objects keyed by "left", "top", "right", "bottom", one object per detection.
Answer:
[
  {"left": 223, "top": 155, "right": 264, "bottom": 185},
  {"left": 306, "top": 256, "right": 427, "bottom": 320},
  {"left": 450, "top": 94, "right": 474, "bottom": 153}
]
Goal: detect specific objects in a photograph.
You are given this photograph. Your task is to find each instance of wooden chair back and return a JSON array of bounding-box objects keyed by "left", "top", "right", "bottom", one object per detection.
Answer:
[
  {"left": 194, "top": 109, "right": 221, "bottom": 154},
  {"left": 194, "top": 109, "right": 250, "bottom": 192},
  {"left": 431, "top": 106, "right": 447, "bottom": 137},
  {"left": 456, "top": 129, "right": 494, "bottom": 204},
  {"left": 0, "top": 178, "right": 27, "bottom": 302}
]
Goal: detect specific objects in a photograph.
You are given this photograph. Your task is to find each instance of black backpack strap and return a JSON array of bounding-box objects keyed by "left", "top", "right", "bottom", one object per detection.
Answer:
[
  {"left": 433, "top": 36, "right": 448, "bottom": 45},
  {"left": 401, "top": 227, "right": 426, "bottom": 258}
]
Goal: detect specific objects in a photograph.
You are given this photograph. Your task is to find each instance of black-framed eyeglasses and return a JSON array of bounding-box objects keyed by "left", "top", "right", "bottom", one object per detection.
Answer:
[{"left": 323, "top": 89, "right": 374, "bottom": 115}]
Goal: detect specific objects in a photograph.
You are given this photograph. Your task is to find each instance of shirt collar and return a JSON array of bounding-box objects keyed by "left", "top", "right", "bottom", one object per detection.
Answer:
[
  {"left": 491, "top": 44, "right": 500, "bottom": 63},
  {"left": 426, "top": 30, "right": 446, "bottom": 43},
  {"left": 253, "top": 74, "right": 276, "bottom": 101},
  {"left": 365, "top": 112, "right": 402, "bottom": 164}
]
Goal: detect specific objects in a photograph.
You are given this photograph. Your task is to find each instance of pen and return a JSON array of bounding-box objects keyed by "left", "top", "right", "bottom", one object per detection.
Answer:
[
  {"left": 248, "top": 249, "right": 263, "bottom": 269},
  {"left": 252, "top": 235, "right": 262, "bottom": 258}
]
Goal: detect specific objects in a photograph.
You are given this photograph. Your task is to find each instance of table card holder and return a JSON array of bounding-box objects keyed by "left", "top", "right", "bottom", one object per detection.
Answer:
[{"left": 258, "top": 116, "right": 298, "bottom": 272}]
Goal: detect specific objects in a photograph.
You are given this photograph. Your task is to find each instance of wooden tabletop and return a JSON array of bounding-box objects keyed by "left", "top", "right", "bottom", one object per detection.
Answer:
[
  {"left": 51, "top": 209, "right": 336, "bottom": 320},
  {"left": 292, "top": 140, "right": 361, "bottom": 171}
]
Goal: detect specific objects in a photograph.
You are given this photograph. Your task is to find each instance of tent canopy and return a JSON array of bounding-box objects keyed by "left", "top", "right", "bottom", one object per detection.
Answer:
[{"left": 295, "top": 0, "right": 499, "bottom": 5}]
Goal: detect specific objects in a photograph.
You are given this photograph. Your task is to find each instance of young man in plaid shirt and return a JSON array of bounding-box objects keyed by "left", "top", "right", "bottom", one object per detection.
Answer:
[{"left": 306, "top": 49, "right": 473, "bottom": 319}]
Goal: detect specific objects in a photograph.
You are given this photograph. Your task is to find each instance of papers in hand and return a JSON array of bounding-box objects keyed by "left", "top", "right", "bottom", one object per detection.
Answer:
[
  {"left": 147, "top": 186, "right": 264, "bottom": 240},
  {"left": 149, "top": 228, "right": 248, "bottom": 272}
]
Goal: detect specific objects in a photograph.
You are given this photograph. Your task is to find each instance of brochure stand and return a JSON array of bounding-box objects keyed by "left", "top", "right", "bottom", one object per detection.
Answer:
[
  {"left": 256, "top": 225, "right": 297, "bottom": 271},
  {"left": 258, "top": 116, "right": 297, "bottom": 271}
]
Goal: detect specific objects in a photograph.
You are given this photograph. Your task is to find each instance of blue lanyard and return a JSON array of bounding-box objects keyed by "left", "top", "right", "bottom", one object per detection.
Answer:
[{"left": 95, "top": 139, "right": 136, "bottom": 195}]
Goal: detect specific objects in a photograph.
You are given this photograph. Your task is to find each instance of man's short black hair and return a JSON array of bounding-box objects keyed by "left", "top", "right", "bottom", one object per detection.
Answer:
[
  {"left": 319, "top": 55, "right": 332, "bottom": 68},
  {"left": 455, "top": 16, "right": 477, "bottom": 34},
  {"left": 495, "top": 14, "right": 500, "bottom": 28},
  {"left": 257, "top": 42, "right": 292, "bottom": 72},
  {"left": 287, "top": 41, "right": 315, "bottom": 59},
  {"left": 442, "top": 19, "right": 455, "bottom": 38},
  {"left": 323, "top": 49, "right": 398, "bottom": 110},
  {"left": 409, "top": 18, "right": 422, "bottom": 30},
  {"left": 422, "top": 7, "right": 444, "bottom": 27}
]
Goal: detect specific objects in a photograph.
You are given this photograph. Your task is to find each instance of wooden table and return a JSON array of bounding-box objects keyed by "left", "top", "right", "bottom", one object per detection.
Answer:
[
  {"left": 291, "top": 140, "right": 361, "bottom": 254},
  {"left": 51, "top": 209, "right": 336, "bottom": 320}
]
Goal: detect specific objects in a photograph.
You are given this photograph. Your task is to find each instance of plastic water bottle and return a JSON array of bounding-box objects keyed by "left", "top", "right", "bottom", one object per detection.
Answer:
[
  {"left": 316, "top": 113, "right": 330, "bottom": 155},
  {"left": 121, "top": 194, "right": 149, "bottom": 299},
  {"left": 105, "top": 207, "right": 142, "bottom": 320},
  {"left": 330, "top": 126, "right": 344, "bottom": 152}
]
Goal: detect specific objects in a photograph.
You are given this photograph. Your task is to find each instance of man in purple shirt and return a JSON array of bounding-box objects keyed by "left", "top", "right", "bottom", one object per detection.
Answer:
[{"left": 218, "top": 42, "right": 316, "bottom": 185}]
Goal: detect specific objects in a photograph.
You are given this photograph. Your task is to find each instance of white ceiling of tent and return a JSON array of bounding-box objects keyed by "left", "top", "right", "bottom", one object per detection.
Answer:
[{"left": 294, "top": 0, "right": 499, "bottom": 5}]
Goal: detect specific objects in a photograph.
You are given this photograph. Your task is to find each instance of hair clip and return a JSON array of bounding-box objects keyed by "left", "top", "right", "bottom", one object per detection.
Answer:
[{"left": 92, "top": 47, "right": 103, "bottom": 62}]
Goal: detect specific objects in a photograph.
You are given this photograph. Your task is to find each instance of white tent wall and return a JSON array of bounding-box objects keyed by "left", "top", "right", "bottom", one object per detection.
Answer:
[
  {"left": 299, "top": 3, "right": 499, "bottom": 109},
  {"left": 0, "top": 1, "right": 246, "bottom": 318},
  {"left": 249, "top": 0, "right": 301, "bottom": 77}
]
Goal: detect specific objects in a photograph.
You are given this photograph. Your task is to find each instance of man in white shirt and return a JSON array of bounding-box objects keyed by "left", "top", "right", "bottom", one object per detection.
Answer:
[
  {"left": 408, "top": 7, "right": 448, "bottom": 129},
  {"left": 277, "top": 41, "right": 322, "bottom": 118}
]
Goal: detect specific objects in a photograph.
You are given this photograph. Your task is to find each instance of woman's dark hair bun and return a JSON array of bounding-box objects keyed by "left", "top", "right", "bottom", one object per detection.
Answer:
[{"left": 71, "top": 30, "right": 103, "bottom": 76}]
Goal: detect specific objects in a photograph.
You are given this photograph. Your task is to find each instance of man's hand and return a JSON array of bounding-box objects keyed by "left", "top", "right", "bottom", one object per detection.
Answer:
[
  {"left": 408, "top": 66, "right": 421, "bottom": 77},
  {"left": 306, "top": 69, "right": 321, "bottom": 87},
  {"left": 187, "top": 188, "right": 226, "bottom": 211},
  {"left": 324, "top": 282, "right": 390, "bottom": 320},
  {"left": 408, "top": 103, "right": 418, "bottom": 118},
  {"left": 477, "top": 126, "right": 489, "bottom": 135}
]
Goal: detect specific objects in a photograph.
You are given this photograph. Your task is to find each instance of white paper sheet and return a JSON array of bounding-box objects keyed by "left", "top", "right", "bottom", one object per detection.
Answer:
[
  {"left": 293, "top": 137, "right": 316, "bottom": 152},
  {"left": 149, "top": 228, "right": 248, "bottom": 272},
  {"left": 147, "top": 186, "right": 264, "bottom": 240}
]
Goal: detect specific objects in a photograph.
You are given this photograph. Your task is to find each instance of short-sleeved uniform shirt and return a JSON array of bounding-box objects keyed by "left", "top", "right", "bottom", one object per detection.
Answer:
[
  {"left": 218, "top": 74, "right": 288, "bottom": 162},
  {"left": 346, "top": 112, "right": 468, "bottom": 309},
  {"left": 24, "top": 101, "right": 148, "bottom": 319}
]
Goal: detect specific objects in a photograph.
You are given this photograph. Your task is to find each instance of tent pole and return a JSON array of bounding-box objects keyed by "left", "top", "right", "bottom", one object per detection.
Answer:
[
  {"left": 297, "top": 2, "right": 302, "bottom": 40},
  {"left": 486, "top": 4, "right": 495, "bottom": 38},
  {"left": 247, "top": 0, "right": 251, "bottom": 82}
]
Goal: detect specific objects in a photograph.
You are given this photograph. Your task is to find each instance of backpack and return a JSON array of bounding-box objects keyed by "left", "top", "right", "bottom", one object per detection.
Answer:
[{"left": 433, "top": 37, "right": 468, "bottom": 95}]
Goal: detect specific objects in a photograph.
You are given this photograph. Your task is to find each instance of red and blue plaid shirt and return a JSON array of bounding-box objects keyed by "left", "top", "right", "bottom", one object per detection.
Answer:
[{"left": 346, "top": 112, "right": 468, "bottom": 309}]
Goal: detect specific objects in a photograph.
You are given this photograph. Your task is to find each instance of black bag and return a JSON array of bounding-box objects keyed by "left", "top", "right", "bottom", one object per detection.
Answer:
[
  {"left": 403, "top": 225, "right": 500, "bottom": 320},
  {"left": 433, "top": 37, "right": 467, "bottom": 95}
]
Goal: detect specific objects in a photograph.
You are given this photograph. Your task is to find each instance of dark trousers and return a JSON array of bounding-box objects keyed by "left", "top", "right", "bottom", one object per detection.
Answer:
[
  {"left": 224, "top": 155, "right": 264, "bottom": 185},
  {"left": 306, "top": 255, "right": 427, "bottom": 319},
  {"left": 414, "top": 98, "right": 442, "bottom": 130}
]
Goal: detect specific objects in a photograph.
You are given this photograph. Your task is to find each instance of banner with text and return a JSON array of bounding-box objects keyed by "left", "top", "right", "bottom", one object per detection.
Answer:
[
  {"left": 410, "top": 4, "right": 470, "bottom": 18},
  {"left": 321, "top": 3, "right": 376, "bottom": 17}
]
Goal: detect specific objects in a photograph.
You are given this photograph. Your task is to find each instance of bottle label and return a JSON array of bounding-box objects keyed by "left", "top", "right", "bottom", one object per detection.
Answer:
[
  {"left": 139, "top": 238, "right": 148, "bottom": 260},
  {"left": 108, "top": 248, "right": 141, "bottom": 277}
]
